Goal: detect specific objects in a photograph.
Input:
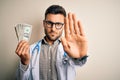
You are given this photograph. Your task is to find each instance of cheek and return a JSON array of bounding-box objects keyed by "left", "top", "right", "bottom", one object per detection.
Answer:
[
  {"left": 44, "top": 28, "right": 48, "bottom": 34},
  {"left": 58, "top": 29, "right": 63, "bottom": 35},
  {"left": 44, "top": 27, "right": 50, "bottom": 33}
]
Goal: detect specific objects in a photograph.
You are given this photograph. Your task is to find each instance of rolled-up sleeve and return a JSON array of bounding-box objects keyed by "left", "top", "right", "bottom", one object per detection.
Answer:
[{"left": 71, "top": 55, "right": 88, "bottom": 66}]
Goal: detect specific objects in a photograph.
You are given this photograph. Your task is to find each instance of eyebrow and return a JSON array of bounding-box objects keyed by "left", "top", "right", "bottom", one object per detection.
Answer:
[{"left": 44, "top": 20, "right": 64, "bottom": 24}]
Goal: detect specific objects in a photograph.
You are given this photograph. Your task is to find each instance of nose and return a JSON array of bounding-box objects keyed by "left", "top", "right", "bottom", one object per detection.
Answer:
[{"left": 51, "top": 24, "right": 56, "bottom": 31}]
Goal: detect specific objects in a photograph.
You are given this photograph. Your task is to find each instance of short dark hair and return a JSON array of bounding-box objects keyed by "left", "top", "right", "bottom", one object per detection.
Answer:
[{"left": 45, "top": 5, "right": 66, "bottom": 19}]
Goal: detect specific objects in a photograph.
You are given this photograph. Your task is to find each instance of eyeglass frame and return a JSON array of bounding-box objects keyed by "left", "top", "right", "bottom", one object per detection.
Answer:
[{"left": 43, "top": 20, "right": 64, "bottom": 30}]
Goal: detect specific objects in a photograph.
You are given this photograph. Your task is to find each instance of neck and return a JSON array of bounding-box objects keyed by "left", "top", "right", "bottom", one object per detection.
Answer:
[{"left": 45, "top": 36, "right": 55, "bottom": 45}]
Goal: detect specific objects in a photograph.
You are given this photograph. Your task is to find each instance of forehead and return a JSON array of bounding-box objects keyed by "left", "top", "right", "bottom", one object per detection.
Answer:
[{"left": 46, "top": 14, "right": 64, "bottom": 23}]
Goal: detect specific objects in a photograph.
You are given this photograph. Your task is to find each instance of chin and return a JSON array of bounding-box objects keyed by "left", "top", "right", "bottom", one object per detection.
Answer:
[
  {"left": 49, "top": 37, "right": 58, "bottom": 41},
  {"left": 48, "top": 35, "right": 60, "bottom": 41}
]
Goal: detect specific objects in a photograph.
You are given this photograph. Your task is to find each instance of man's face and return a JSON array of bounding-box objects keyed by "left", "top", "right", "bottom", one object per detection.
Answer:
[{"left": 43, "top": 14, "right": 64, "bottom": 41}]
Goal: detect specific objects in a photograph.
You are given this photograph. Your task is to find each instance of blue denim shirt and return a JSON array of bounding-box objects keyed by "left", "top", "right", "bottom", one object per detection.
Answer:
[{"left": 16, "top": 40, "right": 87, "bottom": 80}]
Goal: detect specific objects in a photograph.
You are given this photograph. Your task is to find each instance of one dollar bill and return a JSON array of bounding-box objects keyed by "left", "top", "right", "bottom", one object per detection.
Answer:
[{"left": 14, "top": 23, "right": 32, "bottom": 42}]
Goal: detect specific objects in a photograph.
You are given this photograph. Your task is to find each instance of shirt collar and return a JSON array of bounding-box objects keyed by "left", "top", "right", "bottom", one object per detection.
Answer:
[{"left": 42, "top": 36, "right": 61, "bottom": 45}]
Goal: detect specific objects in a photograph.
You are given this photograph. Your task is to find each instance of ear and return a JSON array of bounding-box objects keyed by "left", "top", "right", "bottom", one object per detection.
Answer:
[{"left": 43, "top": 20, "right": 45, "bottom": 28}]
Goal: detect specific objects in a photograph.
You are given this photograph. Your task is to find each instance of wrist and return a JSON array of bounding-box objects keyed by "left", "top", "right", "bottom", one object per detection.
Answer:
[{"left": 21, "top": 59, "right": 30, "bottom": 65}]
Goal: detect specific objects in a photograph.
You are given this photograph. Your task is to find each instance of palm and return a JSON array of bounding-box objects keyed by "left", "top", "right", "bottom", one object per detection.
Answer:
[{"left": 61, "top": 13, "right": 87, "bottom": 58}]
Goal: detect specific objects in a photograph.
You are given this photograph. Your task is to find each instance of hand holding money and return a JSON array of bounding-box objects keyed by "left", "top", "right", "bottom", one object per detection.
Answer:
[
  {"left": 15, "top": 23, "right": 32, "bottom": 65},
  {"left": 15, "top": 40, "right": 30, "bottom": 65}
]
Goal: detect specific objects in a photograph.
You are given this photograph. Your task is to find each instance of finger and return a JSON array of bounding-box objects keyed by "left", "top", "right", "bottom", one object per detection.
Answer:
[
  {"left": 78, "top": 20, "right": 85, "bottom": 36},
  {"left": 72, "top": 14, "right": 80, "bottom": 34},
  {"left": 16, "top": 41, "right": 29, "bottom": 56},
  {"left": 16, "top": 40, "right": 26, "bottom": 52},
  {"left": 19, "top": 42, "right": 29, "bottom": 55},
  {"left": 25, "top": 45, "right": 30, "bottom": 56},
  {"left": 21, "top": 45, "right": 30, "bottom": 59},
  {"left": 25, "top": 45, "right": 30, "bottom": 54},
  {"left": 22, "top": 44, "right": 29, "bottom": 55},
  {"left": 61, "top": 37, "right": 72, "bottom": 57},
  {"left": 61, "top": 37, "right": 69, "bottom": 51},
  {"left": 68, "top": 13, "right": 74, "bottom": 34},
  {"left": 15, "top": 41, "right": 24, "bottom": 55},
  {"left": 64, "top": 17, "right": 69, "bottom": 39}
]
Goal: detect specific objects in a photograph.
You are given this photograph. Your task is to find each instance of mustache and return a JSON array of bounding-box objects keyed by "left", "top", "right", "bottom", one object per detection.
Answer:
[{"left": 49, "top": 30, "right": 56, "bottom": 33}]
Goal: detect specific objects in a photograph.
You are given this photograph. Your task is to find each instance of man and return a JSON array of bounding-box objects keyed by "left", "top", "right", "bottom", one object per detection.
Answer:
[{"left": 15, "top": 5, "right": 88, "bottom": 80}]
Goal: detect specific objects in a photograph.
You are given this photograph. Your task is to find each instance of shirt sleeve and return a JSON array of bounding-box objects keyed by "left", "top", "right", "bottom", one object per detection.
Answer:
[
  {"left": 16, "top": 61, "right": 31, "bottom": 80},
  {"left": 20, "top": 61, "right": 29, "bottom": 71},
  {"left": 71, "top": 55, "right": 88, "bottom": 66}
]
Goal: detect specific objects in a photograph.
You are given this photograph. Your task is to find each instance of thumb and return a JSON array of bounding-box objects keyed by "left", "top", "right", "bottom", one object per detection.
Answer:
[{"left": 61, "top": 37, "right": 68, "bottom": 51}]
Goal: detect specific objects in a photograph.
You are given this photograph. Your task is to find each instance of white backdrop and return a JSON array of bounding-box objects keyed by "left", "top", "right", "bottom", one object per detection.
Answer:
[{"left": 0, "top": 0, "right": 120, "bottom": 80}]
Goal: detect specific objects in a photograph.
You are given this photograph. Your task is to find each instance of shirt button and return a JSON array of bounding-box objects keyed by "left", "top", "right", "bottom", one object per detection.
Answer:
[{"left": 49, "top": 69, "right": 51, "bottom": 72}]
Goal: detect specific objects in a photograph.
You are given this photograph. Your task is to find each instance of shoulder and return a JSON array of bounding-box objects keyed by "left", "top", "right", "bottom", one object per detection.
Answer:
[{"left": 30, "top": 40, "right": 42, "bottom": 51}]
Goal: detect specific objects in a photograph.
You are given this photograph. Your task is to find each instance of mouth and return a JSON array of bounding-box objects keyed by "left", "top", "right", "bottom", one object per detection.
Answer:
[{"left": 49, "top": 32, "right": 56, "bottom": 35}]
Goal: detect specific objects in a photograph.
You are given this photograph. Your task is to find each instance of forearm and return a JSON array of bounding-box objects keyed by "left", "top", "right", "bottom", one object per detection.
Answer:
[{"left": 16, "top": 61, "right": 30, "bottom": 80}]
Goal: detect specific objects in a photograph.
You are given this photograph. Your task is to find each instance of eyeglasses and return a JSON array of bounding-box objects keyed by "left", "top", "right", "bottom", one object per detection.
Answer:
[{"left": 44, "top": 20, "right": 64, "bottom": 29}]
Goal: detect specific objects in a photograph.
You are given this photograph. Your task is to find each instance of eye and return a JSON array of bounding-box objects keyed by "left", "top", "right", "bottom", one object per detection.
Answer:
[
  {"left": 56, "top": 23, "right": 63, "bottom": 26},
  {"left": 46, "top": 21, "right": 52, "bottom": 25}
]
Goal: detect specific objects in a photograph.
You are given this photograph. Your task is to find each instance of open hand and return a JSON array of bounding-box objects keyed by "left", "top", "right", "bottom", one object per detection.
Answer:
[{"left": 61, "top": 13, "right": 88, "bottom": 58}]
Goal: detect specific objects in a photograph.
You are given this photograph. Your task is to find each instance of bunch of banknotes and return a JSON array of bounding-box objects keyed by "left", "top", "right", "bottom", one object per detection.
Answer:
[{"left": 14, "top": 23, "right": 32, "bottom": 42}]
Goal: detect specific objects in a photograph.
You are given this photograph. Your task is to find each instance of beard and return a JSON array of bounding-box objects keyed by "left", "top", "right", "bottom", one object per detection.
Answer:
[{"left": 45, "top": 29, "right": 62, "bottom": 41}]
